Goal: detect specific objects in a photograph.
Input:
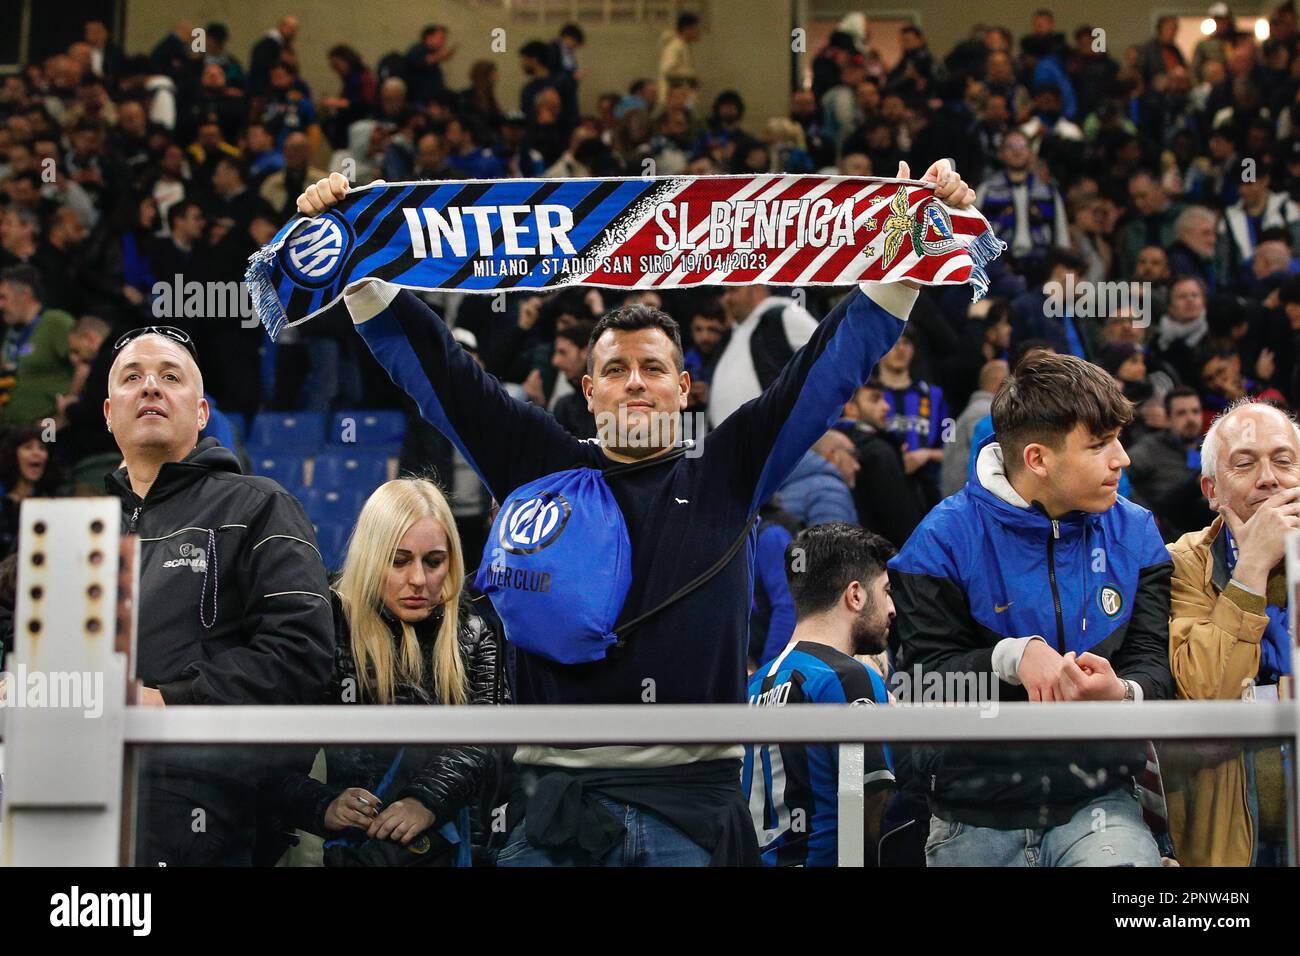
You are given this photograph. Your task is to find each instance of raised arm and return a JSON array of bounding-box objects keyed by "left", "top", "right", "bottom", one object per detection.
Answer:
[
  {"left": 343, "top": 280, "right": 586, "bottom": 500},
  {"left": 710, "top": 282, "right": 915, "bottom": 514},
  {"left": 705, "top": 158, "right": 975, "bottom": 513},
  {"left": 297, "top": 175, "right": 586, "bottom": 499}
]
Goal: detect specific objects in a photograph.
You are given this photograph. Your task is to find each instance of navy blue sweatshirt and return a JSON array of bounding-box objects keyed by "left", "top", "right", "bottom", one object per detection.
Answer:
[{"left": 343, "top": 279, "right": 913, "bottom": 709}]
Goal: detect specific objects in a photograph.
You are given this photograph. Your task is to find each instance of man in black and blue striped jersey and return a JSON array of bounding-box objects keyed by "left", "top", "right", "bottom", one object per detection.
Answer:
[{"left": 743, "top": 523, "right": 897, "bottom": 866}]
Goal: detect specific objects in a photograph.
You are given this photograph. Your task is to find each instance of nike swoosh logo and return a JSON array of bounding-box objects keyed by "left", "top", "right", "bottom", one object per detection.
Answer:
[
  {"left": 994, "top": 602, "right": 1013, "bottom": 613},
  {"left": 675, "top": 498, "right": 689, "bottom": 504}
]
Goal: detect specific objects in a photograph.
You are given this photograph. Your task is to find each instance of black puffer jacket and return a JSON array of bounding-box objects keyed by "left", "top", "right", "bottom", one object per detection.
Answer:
[
  {"left": 278, "top": 591, "right": 508, "bottom": 837},
  {"left": 106, "top": 437, "right": 334, "bottom": 704}
]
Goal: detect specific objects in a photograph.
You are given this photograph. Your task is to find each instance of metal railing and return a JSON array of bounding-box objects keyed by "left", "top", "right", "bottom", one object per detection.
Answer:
[
  {"left": 3, "top": 501, "right": 1298, "bottom": 867},
  {"left": 118, "top": 699, "right": 1300, "bottom": 745}
]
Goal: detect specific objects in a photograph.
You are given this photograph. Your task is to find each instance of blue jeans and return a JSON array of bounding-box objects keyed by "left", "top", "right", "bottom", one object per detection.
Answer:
[
  {"left": 925, "top": 789, "right": 1161, "bottom": 867},
  {"left": 495, "top": 794, "right": 712, "bottom": 867}
]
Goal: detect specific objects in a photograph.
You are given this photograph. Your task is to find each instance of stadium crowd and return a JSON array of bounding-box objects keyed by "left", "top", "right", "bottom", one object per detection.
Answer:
[{"left": 0, "top": 6, "right": 1295, "bottom": 867}]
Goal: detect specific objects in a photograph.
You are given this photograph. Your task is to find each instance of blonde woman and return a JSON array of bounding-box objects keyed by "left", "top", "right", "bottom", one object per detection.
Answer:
[{"left": 279, "top": 478, "right": 507, "bottom": 866}]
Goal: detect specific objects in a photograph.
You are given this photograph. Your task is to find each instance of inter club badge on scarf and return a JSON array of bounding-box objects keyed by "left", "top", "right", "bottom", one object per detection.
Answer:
[{"left": 247, "top": 174, "right": 1006, "bottom": 338}]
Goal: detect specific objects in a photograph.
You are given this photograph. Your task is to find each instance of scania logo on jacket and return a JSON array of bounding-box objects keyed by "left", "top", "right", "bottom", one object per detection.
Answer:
[
  {"left": 498, "top": 491, "right": 572, "bottom": 555},
  {"left": 162, "top": 542, "right": 207, "bottom": 572}
]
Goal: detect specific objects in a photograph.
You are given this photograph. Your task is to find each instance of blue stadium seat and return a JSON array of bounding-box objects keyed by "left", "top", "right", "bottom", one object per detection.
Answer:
[
  {"left": 246, "top": 449, "right": 306, "bottom": 489},
  {"left": 313, "top": 522, "right": 352, "bottom": 573},
  {"left": 301, "top": 486, "right": 368, "bottom": 528},
  {"left": 311, "top": 451, "right": 389, "bottom": 490},
  {"left": 330, "top": 409, "right": 405, "bottom": 456},
  {"left": 249, "top": 412, "right": 327, "bottom": 453}
]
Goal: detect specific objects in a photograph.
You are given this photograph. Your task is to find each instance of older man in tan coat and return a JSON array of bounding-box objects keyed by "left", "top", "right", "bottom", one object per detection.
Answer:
[{"left": 1165, "top": 399, "right": 1296, "bottom": 866}]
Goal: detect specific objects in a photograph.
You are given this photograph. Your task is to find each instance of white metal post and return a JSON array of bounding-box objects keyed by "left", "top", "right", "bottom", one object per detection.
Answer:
[
  {"left": 836, "top": 742, "right": 865, "bottom": 867},
  {"left": 1, "top": 499, "right": 130, "bottom": 866}
]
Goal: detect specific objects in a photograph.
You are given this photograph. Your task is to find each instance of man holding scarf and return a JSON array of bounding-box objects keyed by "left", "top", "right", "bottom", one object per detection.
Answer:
[
  {"left": 291, "top": 161, "right": 979, "bottom": 867},
  {"left": 1165, "top": 399, "right": 1296, "bottom": 866}
]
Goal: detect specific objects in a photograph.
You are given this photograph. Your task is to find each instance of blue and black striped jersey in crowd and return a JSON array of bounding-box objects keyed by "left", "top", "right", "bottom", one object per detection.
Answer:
[
  {"left": 741, "top": 641, "right": 894, "bottom": 867},
  {"left": 883, "top": 380, "right": 948, "bottom": 454}
]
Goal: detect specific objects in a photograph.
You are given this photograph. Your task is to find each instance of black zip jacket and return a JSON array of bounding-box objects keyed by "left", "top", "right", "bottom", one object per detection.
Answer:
[
  {"left": 277, "top": 591, "right": 508, "bottom": 836},
  {"left": 106, "top": 437, "right": 334, "bottom": 705}
]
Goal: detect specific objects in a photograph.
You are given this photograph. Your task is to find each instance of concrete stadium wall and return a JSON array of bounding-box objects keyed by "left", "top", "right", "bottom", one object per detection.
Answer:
[
  {"left": 122, "top": 0, "right": 1274, "bottom": 132},
  {"left": 122, "top": 0, "right": 794, "bottom": 127}
]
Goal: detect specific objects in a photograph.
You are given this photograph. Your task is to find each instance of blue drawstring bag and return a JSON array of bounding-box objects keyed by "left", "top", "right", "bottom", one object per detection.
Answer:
[
  {"left": 474, "top": 449, "right": 754, "bottom": 665},
  {"left": 476, "top": 466, "right": 632, "bottom": 664}
]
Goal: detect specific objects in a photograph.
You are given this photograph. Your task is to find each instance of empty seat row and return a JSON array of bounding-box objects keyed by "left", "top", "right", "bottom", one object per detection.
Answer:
[
  {"left": 246, "top": 410, "right": 406, "bottom": 454},
  {"left": 247, "top": 450, "right": 390, "bottom": 491}
]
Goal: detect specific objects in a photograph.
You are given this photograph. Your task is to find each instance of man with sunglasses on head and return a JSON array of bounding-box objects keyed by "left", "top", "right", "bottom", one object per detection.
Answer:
[{"left": 104, "top": 326, "right": 334, "bottom": 866}]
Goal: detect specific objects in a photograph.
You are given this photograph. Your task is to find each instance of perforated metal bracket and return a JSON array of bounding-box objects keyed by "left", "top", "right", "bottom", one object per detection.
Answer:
[{"left": 2, "top": 499, "right": 131, "bottom": 866}]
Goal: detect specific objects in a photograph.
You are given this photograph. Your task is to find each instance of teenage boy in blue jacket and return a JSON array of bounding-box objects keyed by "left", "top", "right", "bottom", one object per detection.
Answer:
[{"left": 890, "top": 351, "right": 1174, "bottom": 866}]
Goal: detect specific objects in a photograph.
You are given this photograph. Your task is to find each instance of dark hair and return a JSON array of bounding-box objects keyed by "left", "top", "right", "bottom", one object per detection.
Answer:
[
  {"left": 1259, "top": 224, "right": 1292, "bottom": 248},
  {"left": 1196, "top": 343, "right": 1239, "bottom": 382},
  {"left": 1207, "top": 294, "right": 1248, "bottom": 339},
  {"left": 0, "top": 265, "right": 43, "bottom": 304},
  {"left": 0, "top": 550, "right": 14, "bottom": 659},
  {"left": 690, "top": 299, "right": 726, "bottom": 324},
  {"left": 556, "top": 321, "right": 594, "bottom": 351},
  {"left": 213, "top": 154, "right": 246, "bottom": 180},
  {"left": 448, "top": 113, "right": 484, "bottom": 145},
  {"left": 10, "top": 170, "right": 41, "bottom": 191},
  {"left": 327, "top": 44, "right": 366, "bottom": 73},
  {"left": 712, "top": 90, "right": 745, "bottom": 117},
  {"left": 205, "top": 22, "right": 229, "bottom": 44},
  {"left": 826, "top": 30, "right": 856, "bottom": 54},
  {"left": 1280, "top": 275, "right": 1300, "bottom": 305},
  {"left": 1045, "top": 246, "right": 1087, "bottom": 274},
  {"left": 560, "top": 23, "right": 585, "bottom": 43},
  {"left": 677, "top": 13, "right": 700, "bottom": 31},
  {"left": 544, "top": 291, "right": 594, "bottom": 327},
  {"left": 1164, "top": 385, "right": 1200, "bottom": 416},
  {"left": 983, "top": 299, "right": 1012, "bottom": 330},
  {"left": 166, "top": 198, "right": 203, "bottom": 230},
  {"left": 1011, "top": 337, "right": 1053, "bottom": 371},
  {"left": 521, "top": 40, "right": 552, "bottom": 65},
  {"left": 784, "top": 523, "right": 896, "bottom": 619},
  {"left": 586, "top": 304, "right": 684, "bottom": 375},
  {"left": 0, "top": 423, "right": 61, "bottom": 495},
  {"left": 991, "top": 352, "right": 1133, "bottom": 475},
  {"left": 422, "top": 24, "right": 447, "bottom": 40}
]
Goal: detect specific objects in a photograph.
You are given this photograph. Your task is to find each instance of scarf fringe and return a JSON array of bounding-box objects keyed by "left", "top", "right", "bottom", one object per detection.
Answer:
[
  {"left": 245, "top": 241, "right": 289, "bottom": 342},
  {"left": 966, "top": 229, "right": 1008, "bottom": 303}
]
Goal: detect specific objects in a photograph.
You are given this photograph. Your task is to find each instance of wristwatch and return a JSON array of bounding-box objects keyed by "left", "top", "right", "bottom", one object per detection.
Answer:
[{"left": 1121, "top": 679, "right": 1136, "bottom": 702}]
